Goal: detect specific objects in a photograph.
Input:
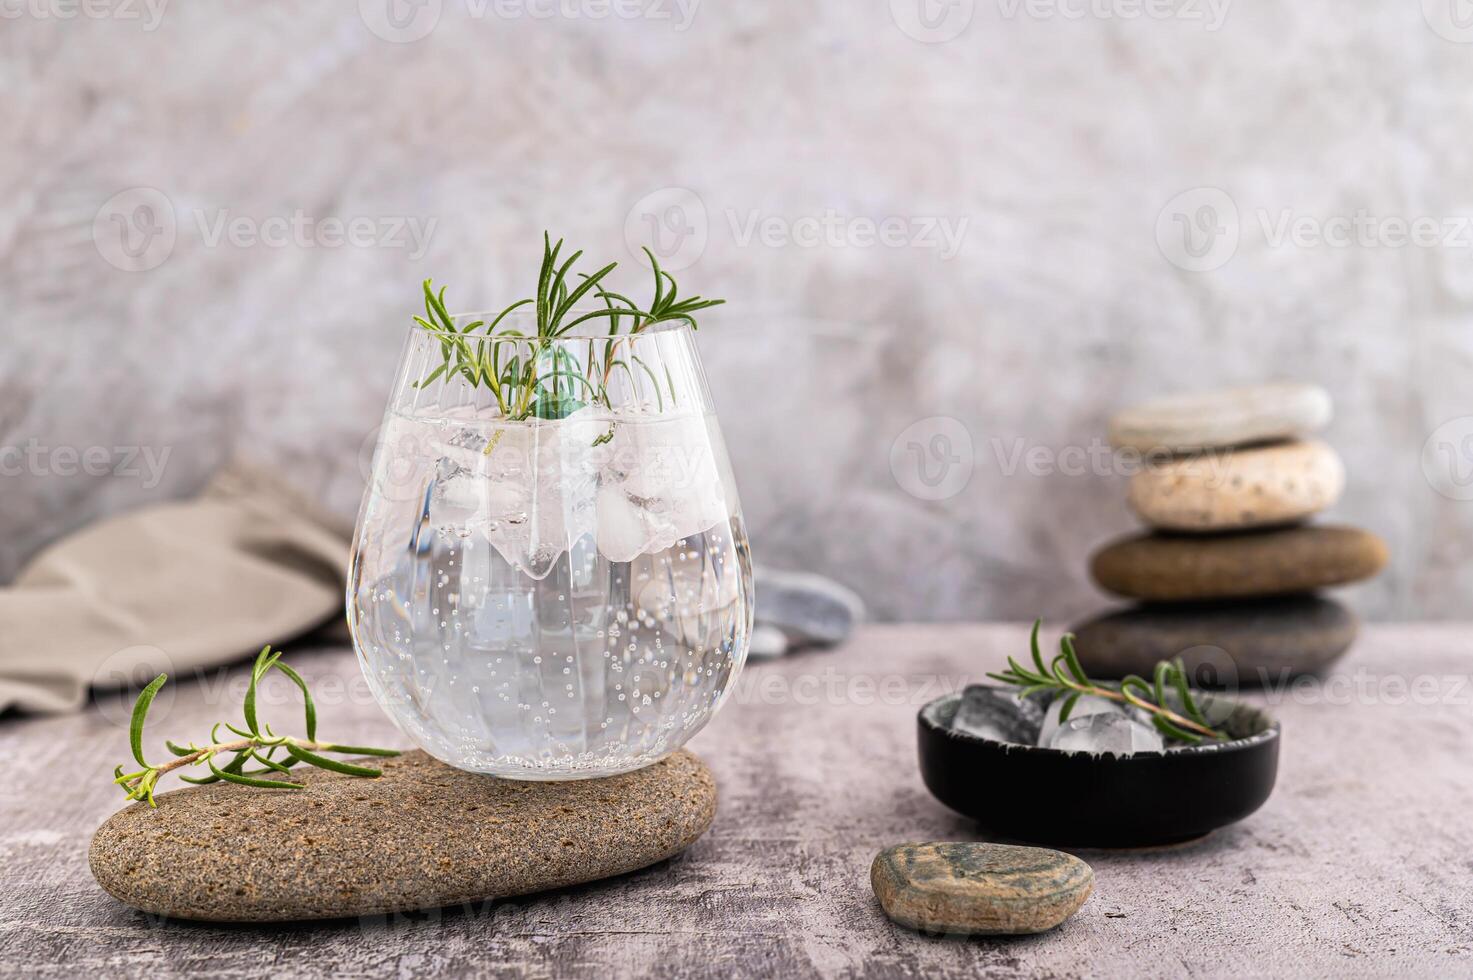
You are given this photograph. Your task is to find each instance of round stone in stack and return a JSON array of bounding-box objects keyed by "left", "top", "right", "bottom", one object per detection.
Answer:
[
  {"left": 871, "top": 842, "right": 1093, "bottom": 936},
  {"left": 1109, "top": 382, "right": 1332, "bottom": 454},
  {"left": 90, "top": 749, "right": 716, "bottom": 922},
  {"left": 1128, "top": 439, "right": 1345, "bottom": 532},
  {"left": 1070, "top": 595, "right": 1357, "bottom": 685},
  {"left": 1090, "top": 525, "right": 1388, "bottom": 602}
]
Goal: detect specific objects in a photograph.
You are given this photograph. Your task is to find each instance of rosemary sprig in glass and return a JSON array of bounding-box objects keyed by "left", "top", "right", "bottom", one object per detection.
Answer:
[
  {"left": 411, "top": 233, "right": 724, "bottom": 427},
  {"left": 988, "top": 620, "right": 1227, "bottom": 744},
  {"left": 112, "top": 646, "right": 400, "bottom": 807}
]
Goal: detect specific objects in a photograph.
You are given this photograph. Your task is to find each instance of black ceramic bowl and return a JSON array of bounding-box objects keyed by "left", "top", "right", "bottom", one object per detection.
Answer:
[{"left": 918, "top": 688, "right": 1280, "bottom": 847}]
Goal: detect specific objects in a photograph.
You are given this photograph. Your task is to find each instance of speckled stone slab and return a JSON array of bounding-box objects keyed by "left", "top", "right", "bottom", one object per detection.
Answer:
[
  {"left": 871, "top": 842, "right": 1093, "bottom": 936},
  {"left": 1090, "top": 525, "right": 1388, "bottom": 602},
  {"left": 1127, "top": 439, "right": 1345, "bottom": 532},
  {"left": 90, "top": 749, "right": 716, "bottom": 922}
]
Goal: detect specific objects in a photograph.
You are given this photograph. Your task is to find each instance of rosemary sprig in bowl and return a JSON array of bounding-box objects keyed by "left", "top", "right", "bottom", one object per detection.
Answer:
[
  {"left": 112, "top": 646, "right": 399, "bottom": 807},
  {"left": 988, "top": 620, "right": 1228, "bottom": 744}
]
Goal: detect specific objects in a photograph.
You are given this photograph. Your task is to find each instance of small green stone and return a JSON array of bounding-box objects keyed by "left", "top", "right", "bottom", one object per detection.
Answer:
[{"left": 872, "top": 842, "right": 1094, "bottom": 936}]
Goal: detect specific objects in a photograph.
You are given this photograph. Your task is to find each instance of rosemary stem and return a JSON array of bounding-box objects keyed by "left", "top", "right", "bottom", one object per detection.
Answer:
[
  {"left": 1071, "top": 684, "right": 1218, "bottom": 739},
  {"left": 124, "top": 737, "right": 355, "bottom": 790},
  {"left": 480, "top": 428, "right": 505, "bottom": 458}
]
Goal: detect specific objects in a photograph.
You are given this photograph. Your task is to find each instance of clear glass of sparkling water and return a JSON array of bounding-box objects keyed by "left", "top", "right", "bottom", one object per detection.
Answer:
[{"left": 349, "top": 313, "right": 753, "bottom": 779}]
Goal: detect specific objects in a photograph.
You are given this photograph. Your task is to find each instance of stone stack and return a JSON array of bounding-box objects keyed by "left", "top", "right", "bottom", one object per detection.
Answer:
[{"left": 1075, "top": 383, "right": 1388, "bottom": 686}]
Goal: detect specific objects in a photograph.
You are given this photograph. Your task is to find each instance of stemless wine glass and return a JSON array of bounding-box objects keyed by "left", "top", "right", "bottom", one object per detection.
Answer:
[{"left": 349, "top": 312, "right": 753, "bottom": 779}]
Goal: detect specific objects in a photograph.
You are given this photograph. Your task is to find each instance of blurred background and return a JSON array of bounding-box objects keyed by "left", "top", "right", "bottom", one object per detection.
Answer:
[{"left": 3, "top": 0, "right": 1471, "bottom": 622}]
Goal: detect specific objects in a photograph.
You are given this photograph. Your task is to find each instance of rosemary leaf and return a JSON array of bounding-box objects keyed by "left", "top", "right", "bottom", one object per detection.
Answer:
[
  {"left": 129, "top": 673, "right": 167, "bottom": 768},
  {"left": 209, "top": 756, "right": 301, "bottom": 790},
  {"left": 1029, "top": 619, "right": 1049, "bottom": 676},
  {"left": 1059, "top": 634, "right": 1089, "bottom": 684},
  {"left": 1005, "top": 655, "right": 1042, "bottom": 684},
  {"left": 249, "top": 750, "right": 292, "bottom": 773},
  {"left": 1171, "top": 658, "right": 1212, "bottom": 727},
  {"left": 272, "top": 661, "right": 317, "bottom": 743},
  {"left": 284, "top": 745, "right": 384, "bottom": 778},
  {"left": 317, "top": 743, "right": 402, "bottom": 757},
  {"left": 242, "top": 645, "right": 276, "bottom": 737},
  {"left": 412, "top": 363, "right": 449, "bottom": 389},
  {"left": 644, "top": 246, "right": 665, "bottom": 313}
]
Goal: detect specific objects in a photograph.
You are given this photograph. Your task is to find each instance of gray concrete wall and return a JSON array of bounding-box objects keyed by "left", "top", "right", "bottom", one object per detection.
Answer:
[{"left": 3, "top": 0, "right": 1471, "bottom": 621}]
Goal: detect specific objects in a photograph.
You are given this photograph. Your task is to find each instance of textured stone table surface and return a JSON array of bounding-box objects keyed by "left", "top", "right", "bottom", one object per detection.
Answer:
[{"left": 3, "top": 623, "right": 1471, "bottom": 978}]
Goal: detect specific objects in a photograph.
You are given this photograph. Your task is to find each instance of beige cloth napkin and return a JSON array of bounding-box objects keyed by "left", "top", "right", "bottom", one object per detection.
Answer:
[{"left": 0, "top": 464, "right": 351, "bottom": 715}]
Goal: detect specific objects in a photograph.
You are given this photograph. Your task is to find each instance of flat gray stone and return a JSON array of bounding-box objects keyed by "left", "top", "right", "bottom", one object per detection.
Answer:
[
  {"left": 1109, "top": 382, "right": 1332, "bottom": 453},
  {"left": 871, "top": 842, "right": 1093, "bottom": 936},
  {"left": 90, "top": 749, "right": 715, "bottom": 922},
  {"left": 1071, "top": 596, "right": 1358, "bottom": 685},
  {"left": 754, "top": 568, "right": 865, "bottom": 647}
]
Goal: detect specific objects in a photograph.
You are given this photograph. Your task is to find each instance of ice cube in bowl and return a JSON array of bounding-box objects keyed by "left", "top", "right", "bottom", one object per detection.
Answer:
[
  {"left": 1047, "top": 712, "right": 1165, "bottom": 755},
  {"left": 1036, "top": 693, "right": 1121, "bottom": 746},
  {"left": 950, "top": 685, "right": 1045, "bottom": 746}
]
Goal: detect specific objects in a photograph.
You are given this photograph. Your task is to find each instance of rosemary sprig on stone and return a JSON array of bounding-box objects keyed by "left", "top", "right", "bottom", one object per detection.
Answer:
[
  {"left": 112, "top": 646, "right": 400, "bottom": 807},
  {"left": 412, "top": 233, "right": 724, "bottom": 425},
  {"left": 988, "top": 620, "right": 1227, "bottom": 743}
]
